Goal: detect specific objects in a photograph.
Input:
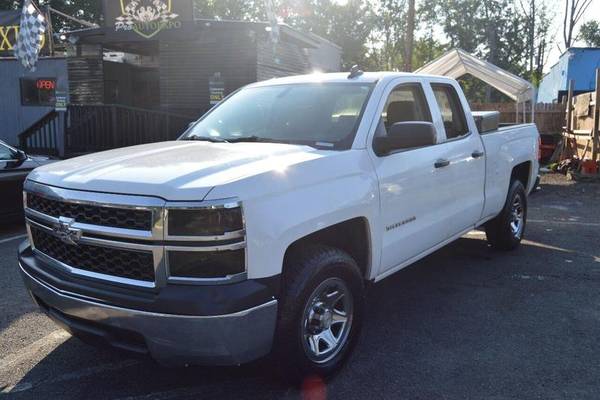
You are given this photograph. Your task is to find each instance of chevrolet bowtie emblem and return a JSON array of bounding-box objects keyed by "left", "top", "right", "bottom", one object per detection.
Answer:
[{"left": 53, "top": 216, "right": 82, "bottom": 246}]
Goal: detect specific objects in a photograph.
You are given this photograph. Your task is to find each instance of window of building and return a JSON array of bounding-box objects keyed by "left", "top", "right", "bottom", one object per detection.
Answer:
[{"left": 20, "top": 78, "right": 57, "bottom": 106}]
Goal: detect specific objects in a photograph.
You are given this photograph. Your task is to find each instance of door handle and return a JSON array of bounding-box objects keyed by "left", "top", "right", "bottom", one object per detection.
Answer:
[
  {"left": 472, "top": 150, "right": 485, "bottom": 158},
  {"left": 434, "top": 159, "right": 450, "bottom": 168}
]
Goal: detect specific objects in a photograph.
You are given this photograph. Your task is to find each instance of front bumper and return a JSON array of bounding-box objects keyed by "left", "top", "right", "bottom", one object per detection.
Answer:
[{"left": 19, "top": 245, "right": 278, "bottom": 366}]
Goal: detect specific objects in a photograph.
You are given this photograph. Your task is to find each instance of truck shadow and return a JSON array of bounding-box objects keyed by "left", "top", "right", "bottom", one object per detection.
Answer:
[{"left": 8, "top": 227, "right": 600, "bottom": 399}]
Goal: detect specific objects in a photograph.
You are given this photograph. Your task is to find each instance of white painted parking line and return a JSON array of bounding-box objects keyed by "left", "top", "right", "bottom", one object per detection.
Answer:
[
  {"left": 0, "top": 330, "right": 70, "bottom": 374},
  {"left": 0, "top": 234, "right": 27, "bottom": 244},
  {"left": 529, "top": 219, "right": 600, "bottom": 227}
]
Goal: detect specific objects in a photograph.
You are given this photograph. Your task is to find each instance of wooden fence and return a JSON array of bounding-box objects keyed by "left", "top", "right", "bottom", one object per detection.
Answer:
[{"left": 471, "top": 103, "right": 565, "bottom": 134}]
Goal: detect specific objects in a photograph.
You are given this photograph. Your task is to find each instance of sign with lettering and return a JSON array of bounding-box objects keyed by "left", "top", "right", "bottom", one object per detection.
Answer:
[
  {"left": 0, "top": 11, "right": 47, "bottom": 57},
  {"left": 209, "top": 73, "right": 225, "bottom": 106},
  {"left": 55, "top": 91, "right": 67, "bottom": 111},
  {"left": 102, "top": 0, "right": 193, "bottom": 40}
]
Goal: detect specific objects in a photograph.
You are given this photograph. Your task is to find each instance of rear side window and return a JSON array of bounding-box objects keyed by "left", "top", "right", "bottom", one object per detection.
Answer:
[{"left": 431, "top": 84, "right": 469, "bottom": 139}]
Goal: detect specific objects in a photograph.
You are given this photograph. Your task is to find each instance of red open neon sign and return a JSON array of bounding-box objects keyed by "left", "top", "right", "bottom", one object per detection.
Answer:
[{"left": 36, "top": 79, "right": 56, "bottom": 90}]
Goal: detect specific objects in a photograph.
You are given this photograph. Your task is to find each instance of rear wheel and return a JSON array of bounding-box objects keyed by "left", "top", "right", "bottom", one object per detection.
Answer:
[
  {"left": 273, "top": 244, "right": 365, "bottom": 381},
  {"left": 485, "top": 180, "right": 527, "bottom": 250}
]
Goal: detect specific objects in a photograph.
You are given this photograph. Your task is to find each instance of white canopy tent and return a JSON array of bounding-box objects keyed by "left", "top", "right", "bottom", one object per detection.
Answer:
[{"left": 415, "top": 49, "right": 535, "bottom": 122}]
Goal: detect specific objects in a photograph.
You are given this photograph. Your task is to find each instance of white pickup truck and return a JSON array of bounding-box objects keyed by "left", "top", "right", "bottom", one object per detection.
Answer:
[{"left": 18, "top": 71, "right": 539, "bottom": 379}]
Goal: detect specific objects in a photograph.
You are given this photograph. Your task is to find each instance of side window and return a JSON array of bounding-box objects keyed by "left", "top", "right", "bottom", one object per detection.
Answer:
[
  {"left": 431, "top": 84, "right": 469, "bottom": 139},
  {"left": 0, "top": 144, "right": 16, "bottom": 161},
  {"left": 378, "top": 84, "right": 432, "bottom": 137}
]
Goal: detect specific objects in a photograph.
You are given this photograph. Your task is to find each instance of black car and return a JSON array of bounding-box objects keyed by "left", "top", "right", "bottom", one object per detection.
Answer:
[{"left": 0, "top": 141, "right": 56, "bottom": 221}]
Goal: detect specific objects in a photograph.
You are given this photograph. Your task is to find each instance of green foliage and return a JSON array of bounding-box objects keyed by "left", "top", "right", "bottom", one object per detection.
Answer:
[
  {"left": 0, "top": 1, "right": 19, "bottom": 11},
  {"left": 420, "top": 0, "right": 549, "bottom": 101},
  {"left": 579, "top": 20, "right": 600, "bottom": 47},
  {"left": 194, "top": 0, "right": 266, "bottom": 20},
  {"left": 42, "top": 0, "right": 102, "bottom": 30},
  {"left": 412, "top": 33, "right": 446, "bottom": 70},
  {"left": 0, "top": 0, "right": 101, "bottom": 35}
]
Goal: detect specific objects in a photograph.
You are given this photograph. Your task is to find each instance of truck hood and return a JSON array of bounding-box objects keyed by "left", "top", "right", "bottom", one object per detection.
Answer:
[{"left": 28, "top": 141, "right": 327, "bottom": 201}]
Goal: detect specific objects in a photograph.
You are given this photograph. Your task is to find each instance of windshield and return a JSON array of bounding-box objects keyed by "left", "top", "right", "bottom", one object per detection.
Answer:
[{"left": 181, "top": 83, "right": 373, "bottom": 150}]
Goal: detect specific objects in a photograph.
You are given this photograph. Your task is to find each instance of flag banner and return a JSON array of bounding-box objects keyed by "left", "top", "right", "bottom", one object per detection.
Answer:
[
  {"left": 13, "top": 0, "right": 47, "bottom": 71},
  {"left": 0, "top": 10, "right": 48, "bottom": 57}
]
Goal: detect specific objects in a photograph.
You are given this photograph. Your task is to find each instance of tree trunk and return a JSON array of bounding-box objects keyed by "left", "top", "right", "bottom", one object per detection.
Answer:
[{"left": 529, "top": 0, "right": 535, "bottom": 77}]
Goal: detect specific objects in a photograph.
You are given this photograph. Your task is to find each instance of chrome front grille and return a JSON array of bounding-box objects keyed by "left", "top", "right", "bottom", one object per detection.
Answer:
[
  {"left": 30, "top": 226, "right": 156, "bottom": 282},
  {"left": 23, "top": 180, "right": 247, "bottom": 289},
  {"left": 27, "top": 193, "right": 153, "bottom": 231}
]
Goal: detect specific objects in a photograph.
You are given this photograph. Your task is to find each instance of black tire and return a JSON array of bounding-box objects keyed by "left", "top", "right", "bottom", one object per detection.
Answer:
[
  {"left": 485, "top": 179, "right": 527, "bottom": 250},
  {"left": 272, "top": 244, "right": 365, "bottom": 381}
]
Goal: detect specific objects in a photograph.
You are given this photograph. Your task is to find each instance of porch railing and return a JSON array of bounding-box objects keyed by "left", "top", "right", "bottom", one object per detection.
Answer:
[
  {"left": 65, "top": 104, "right": 195, "bottom": 156},
  {"left": 18, "top": 110, "right": 63, "bottom": 157},
  {"left": 18, "top": 104, "right": 196, "bottom": 158}
]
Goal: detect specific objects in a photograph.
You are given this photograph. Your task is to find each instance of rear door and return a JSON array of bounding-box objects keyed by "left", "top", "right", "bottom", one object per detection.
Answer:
[
  {"left": 369, "top": 78, "right": 462, "bottom": 278},
  {"left": 426, "top": 81, "right": 486, "bottom": 236}
]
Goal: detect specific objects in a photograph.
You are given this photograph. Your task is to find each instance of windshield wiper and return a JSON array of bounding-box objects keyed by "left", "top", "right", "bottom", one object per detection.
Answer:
[
  {"left": 183, "top": 135, "right": 230, "bottom": 143},
  {"left": 227, "top": 136, "right": 283, "bottom": 143}
]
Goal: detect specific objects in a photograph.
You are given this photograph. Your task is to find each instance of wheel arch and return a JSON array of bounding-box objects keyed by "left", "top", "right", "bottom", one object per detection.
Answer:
[
  {"left": 282, "top": 217, "right": 373, "bottom": 282},
  {"left": 511, "top": 161, "right": 532, "bottom": 190}
]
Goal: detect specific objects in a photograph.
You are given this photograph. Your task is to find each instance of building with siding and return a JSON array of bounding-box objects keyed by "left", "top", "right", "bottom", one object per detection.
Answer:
[
  {"left": 537, "top": 48, "right": 600, "bottom": 103},
  {"left": 63, "top": 18, "right": 342, "bottom": 117}
]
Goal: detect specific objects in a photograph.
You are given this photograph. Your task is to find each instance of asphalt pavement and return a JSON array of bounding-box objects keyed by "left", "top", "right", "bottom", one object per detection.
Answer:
[{"left": 1, "top": 173, "right": 600, "bottom": 399}]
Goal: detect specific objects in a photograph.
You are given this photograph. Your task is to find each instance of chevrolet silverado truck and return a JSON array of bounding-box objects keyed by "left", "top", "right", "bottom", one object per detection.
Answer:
[{"left": 18, "top": 71, "right": 539, "bottom": 378}]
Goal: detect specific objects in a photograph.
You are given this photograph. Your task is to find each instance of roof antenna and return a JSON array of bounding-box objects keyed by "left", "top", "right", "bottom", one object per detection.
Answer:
[{"left": 348, "top": 65, "right": 363, "bottom": 79}]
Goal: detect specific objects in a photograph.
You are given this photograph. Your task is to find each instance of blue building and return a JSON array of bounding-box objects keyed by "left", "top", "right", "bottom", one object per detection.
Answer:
[
  {"left": 0, "top": 58, "right": 69, "bottom": 147},
  {"left": 537, "top": 48, "right": 600, "bottom": 103}
]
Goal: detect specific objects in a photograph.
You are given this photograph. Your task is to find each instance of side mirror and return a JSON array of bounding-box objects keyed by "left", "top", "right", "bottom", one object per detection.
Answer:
[
  {"left": 373, "top": 122, "right": 437, "bottom": 156},
  {"left": 16, "top": 150, "right": 27, "bottom": 161}
]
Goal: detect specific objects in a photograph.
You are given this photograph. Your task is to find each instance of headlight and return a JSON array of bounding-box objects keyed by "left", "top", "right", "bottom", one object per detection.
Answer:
[
  {"left": 165, "top": 201, "right": 246, "bottom": 282},
  {"left": 167, "top": 206, "right": 243, "bottom": 237},
  {"left": 167, "top": 249, "right": 245, "bottom": 279}
]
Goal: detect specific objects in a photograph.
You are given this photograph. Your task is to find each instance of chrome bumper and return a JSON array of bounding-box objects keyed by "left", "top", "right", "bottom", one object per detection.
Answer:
[{"left": 20, "top": 263, "right": 278, "bottom": 366}]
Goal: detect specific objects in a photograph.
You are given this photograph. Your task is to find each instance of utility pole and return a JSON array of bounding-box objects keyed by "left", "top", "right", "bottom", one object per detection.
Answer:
[{"left": 404, "top": 0, "right": 415, "bottom": 72}]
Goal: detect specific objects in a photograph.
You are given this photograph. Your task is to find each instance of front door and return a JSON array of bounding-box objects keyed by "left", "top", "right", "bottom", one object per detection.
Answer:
[{"left": 370, "top": 80, "right": 459, "bottom": 277}]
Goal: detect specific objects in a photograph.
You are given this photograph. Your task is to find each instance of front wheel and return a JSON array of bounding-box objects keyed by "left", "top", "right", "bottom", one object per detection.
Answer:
[
  {"left": 485, "top": 180, "right": 528, "bottom": 250},
  {"left": 273, "top": 244, "right": 365, "bottom": 381}
]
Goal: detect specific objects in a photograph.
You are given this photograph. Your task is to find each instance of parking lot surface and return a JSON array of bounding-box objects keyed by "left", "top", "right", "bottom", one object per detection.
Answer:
[{"left": 2, "top": 173, "right": 600, "bottom": 400}]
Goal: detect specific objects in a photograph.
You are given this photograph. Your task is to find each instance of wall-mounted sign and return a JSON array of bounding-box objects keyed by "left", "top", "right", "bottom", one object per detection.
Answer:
[
  {"left": 0, "top": 11, "right": 47, "bottom": 57},
  {"left": 103, "top": 0, "right": 193, "bottom": 40},
  {"left": 209, "top": 73, "right": 225, "bottom": 106},
  {"left": 55, "top": 90, "right": 68, "bottom": 112}
]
